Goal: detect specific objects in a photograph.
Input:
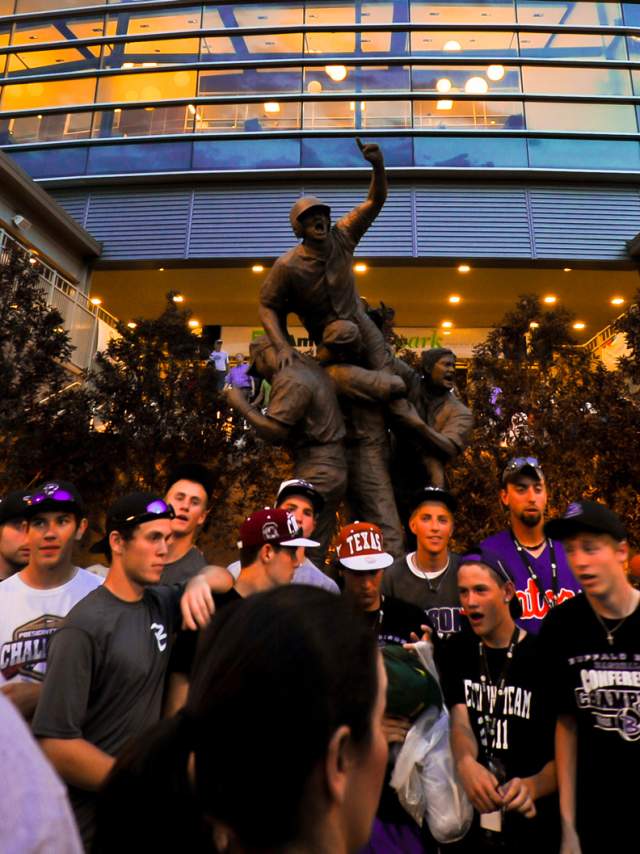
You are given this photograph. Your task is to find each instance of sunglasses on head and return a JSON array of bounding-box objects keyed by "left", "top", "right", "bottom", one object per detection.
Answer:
[
  {"left": 24, "top": 488, "right": 75, "bottom": 506},
  {"left": 113, "top": 499, "right": 176, "bottom": 527},
  {"left": 505, "top": 456, "right": 540, "bottom": 470}
]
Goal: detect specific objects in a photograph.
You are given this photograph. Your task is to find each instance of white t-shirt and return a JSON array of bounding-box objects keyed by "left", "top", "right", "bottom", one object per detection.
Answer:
[
  {"left": 210, "top": 349, "right": 229, "bottom": 370},
  {"left": 0, "top": 568, "right": 103, "bottom": 684}
]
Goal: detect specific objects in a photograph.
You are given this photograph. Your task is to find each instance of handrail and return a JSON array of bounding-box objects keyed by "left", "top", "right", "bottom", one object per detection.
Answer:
[{"left": 583, "top": 307, "right": 632, "bottom": 354}]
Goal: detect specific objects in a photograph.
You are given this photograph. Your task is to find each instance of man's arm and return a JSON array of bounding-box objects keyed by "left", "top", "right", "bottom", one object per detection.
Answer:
[
  {"left": 500, "top": 758, "right": 556, "bottom": 819},
  {"left": 225, "top": 387, "right": 290, "bottom": 442},
  {"left": 556, "top": 714, "right": 582, "bottom": 853},
  {"left": 180, "top": 565, "right": 235, "bottom": 631},
  {"left": 39, "top": 738, "right": 115, "bottom": 791},
  {"left": 338, "top": 139, "right": 388, "bottom": 245},
  {"left": 0, "top": 681, "right": 41, "bottom": 721},
  {"left": 450, "top": 703, "right": 503, "bottom": 814}
]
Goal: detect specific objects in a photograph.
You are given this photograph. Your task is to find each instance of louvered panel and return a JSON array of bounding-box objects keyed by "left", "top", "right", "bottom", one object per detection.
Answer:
[
  {"left": 84, "top": 188, "right": 192, "bottom": 260},
  {"left": 415, "top": 187, "right": 532, "bottom": 258},
  {"left": 48, "top": 190, "right": 90, "bottom": 230},
  {"left": 529, "top": 188, "right": 640, "bottom": 260},
  {"left": 188, "top": 187, "right": 295, "bottom": 258}
]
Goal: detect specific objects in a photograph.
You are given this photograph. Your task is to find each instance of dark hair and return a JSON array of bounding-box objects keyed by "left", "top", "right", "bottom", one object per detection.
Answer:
[
  {"left": 102, "top": 525, "right": 136, "bottom": 562},
  {"left": 95, "top": 587, "right": 378, "bottom": 852},
  {"left": 239, "top": 542, "right": 294, "bottom": 568},
  {"left": 166, "top": 463, "right": 215, "bottom": 502}
]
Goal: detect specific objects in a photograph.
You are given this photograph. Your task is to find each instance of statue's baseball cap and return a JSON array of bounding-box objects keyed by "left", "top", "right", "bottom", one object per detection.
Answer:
[
  {"left": 502, "top": 456, "right": 545, "bottom": 485},
  {"left": 275, "top": 479, "right": 325, "bottom": 515},
  {"left": 459, "top": 548, "right": 523, "bottom": 619},
  {"left": 337, "top": 522, "right": 394, "bottom": 571},
  {"left": 90, "top": 493, "right": 175, "bottom": 554},
  {"left": 409, "top": 486, "right": 457, "bottom": 517},
  {"left": 0, "top": 490, "right": 30, "bottom": 525},
  {"left": 22, "top": 481, "right": 86, "bottom": 519},
  {"left": 237, "top": 508, "right": 319, "bottom": 550},
  {"left": 544, "top": 500, "right": 626, "bottom": 543}
]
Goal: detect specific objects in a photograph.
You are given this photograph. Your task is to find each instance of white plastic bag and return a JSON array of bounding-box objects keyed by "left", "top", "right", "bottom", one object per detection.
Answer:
[{"left": 389, "top": 641, "right": 473, "bottom": 843}]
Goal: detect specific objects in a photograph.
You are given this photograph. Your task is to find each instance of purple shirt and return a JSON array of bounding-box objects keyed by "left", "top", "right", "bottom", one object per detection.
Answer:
[
  {"left": 480, "top": 529, "right": 582, "bottom": 634},
  {"left": 225, "top": 363, "right": 252, "bottom": 389}
]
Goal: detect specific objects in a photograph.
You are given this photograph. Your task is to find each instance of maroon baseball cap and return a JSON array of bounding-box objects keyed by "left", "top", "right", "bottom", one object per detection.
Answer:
[{"left": 237, "top": 508, "right": 319, "bottom": 550}]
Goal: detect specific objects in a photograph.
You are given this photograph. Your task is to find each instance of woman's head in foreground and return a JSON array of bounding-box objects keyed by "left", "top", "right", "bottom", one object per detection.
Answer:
[{"left": 100, "top": 585, "right": 387, "bottom": 854}]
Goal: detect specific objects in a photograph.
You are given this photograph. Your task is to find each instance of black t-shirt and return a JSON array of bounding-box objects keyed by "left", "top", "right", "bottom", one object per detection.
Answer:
[
  {"left": 539, "top": 593, "right": 640, "bottom": 851},
  {"left": 169, "top": 588, "right": 243, "bottom": 677},
  {"left": 32, "top": 583, "right": 184, "bottom": 848},
  {"left": 362, "top": 594, "right": 425, "bottom": 647},
  {"left": 439, "top": 630, "right": 558, "bottom": 851}
]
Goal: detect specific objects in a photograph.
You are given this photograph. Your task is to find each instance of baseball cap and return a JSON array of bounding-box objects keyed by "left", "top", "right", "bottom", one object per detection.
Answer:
[
  {"left": 166, "top": 463, "right": 215, "bottom": 501},
  {"left": 22, "top": 481, "right": 86, "bottom": 519},
  {"left": 90, "top": 493, "right": 175, "bottom": 554},
  {"left": 502, "top": 456, "right": 544, "bottom": 485},
  {"left": 275, "top": 479, "right": 325, "bottom": 515},
  {"left": 237, "top": 508, "right": 319, "bottom": 550},
  {"left": 459, "top": 548, "right": 523, "bottom": 619},
  {"left": 409, "top": 486, "right": 457, "bottom": 517},
  {"left": 337, "top": 522, "right": 394, "bottom": 571},
  {"left": 544, "top": 500, "right": 626, "bottom": 543},
  {"left": 0, "top": 490, "right": 29, "bottom": 525}
]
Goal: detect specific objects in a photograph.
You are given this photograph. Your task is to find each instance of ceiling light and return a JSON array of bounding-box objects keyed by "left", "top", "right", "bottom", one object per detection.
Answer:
[
  {"left": 441, "top": 321, "right": 453, "bottom": 328},
  {"left": 307, "top": 80, "right": 323, "bottom": 93},
  {"left": 563, "top": 267, "right": 572, "bottom": 272},
  {"left": 487, "top": 64, "right": 505, "bottom": 81},
  {"left": 188, "top": 104, "right": 196, "bottom": 115},
  {"left": 458, "top": 264, "right": 471, "bottom": 273},
  {"left": 158, "top": 267, "right": 165, "bottom": 272},
  {"left": 465, "top": 76, "right": 489, "bottom": 95},
  {"left": 172, "top": 294, "right": 184, "bottom": 303},
  {"left": 122, "top": 62, "right": 134, "bottom": 69},
  {"left": 436, "top": 78, "right": 452, "bottom": 94},
  {"left": 354, "top": 263, "right": 368, "bottom": 273},
  {"left": 529, "top": 321, "right": 539, "bottom": 329},
  {"left": 543, "top": 295, "right": 557, "bottom": 304},
  {"left": 90, "top": 297, "right": 102, "bottom": 306},
  {"left": 264, "top": 102, "right": 280, "bottom": 113},
  {"left": 252, "top": 264, "right": 265, "bottom": 273},
  {"left": 325, "top": 64, "right": 347, "bottom": 82},
  {"left": 127, "top": 322, "right": 137, "bottom": 329},
  {"left": 573, "top": 322, "right": 586, "bottom": 330},
  {"left": 443, "top": 330, "right": 452, "bottom": 336},
  {"left": 611, "top": 296, "right": 625, "bottom": 306},
  {"left": 448, "top": 295, "right": 461, "bottom": 304},
  {"left": 436, "top": 99, "right": 453, "bottom": 111},
  {"left": 188, "top": 319, "right": 200, "bottom": 328},
  {"left": 444, "top": 40, "right": 462, "bottom": 51}
]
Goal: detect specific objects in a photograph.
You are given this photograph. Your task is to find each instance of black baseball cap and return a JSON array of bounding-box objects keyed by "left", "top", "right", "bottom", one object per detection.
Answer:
[
  {"left": 166, "top": 463, "right": 214, "bottom": 501},
  {"left": 90, "top": 492, "right": 175, "bottom": 554},
  {"left": 459, "top": 548, "right": 523, "bottom": 620},
  {"left": 409, "top": 486, "right": 457, "bottom": 516},
  {"left": 502, "top": 456, "right": 544, "bottom": 485},
  {"left": 22, "top": 481, "right": 86, "bottom": 519},
  {"left": 544, "top": 500, "right": 626, "bottom": 543},
  {"left": 0, "top": 490, "right": 29, "bottom": 525},
  {"left": 275, "top": 479, "right": 325, "bottom": 515}
]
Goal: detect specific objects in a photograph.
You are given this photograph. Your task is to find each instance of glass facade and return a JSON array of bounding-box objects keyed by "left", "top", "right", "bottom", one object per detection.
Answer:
[{"left": 1, "top": 1, "right": 640, "bottom": 175}]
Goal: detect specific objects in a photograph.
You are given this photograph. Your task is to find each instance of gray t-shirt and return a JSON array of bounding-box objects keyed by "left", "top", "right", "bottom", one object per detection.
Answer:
[
  {"left": 32, "top": 583, "right": 183, "bottom": 848},
  {"left": 382, "top": 551, "right": 462, "bottom": 635},
  {"left": 161, "top": 546, "right": 207, "bottom": 586}
]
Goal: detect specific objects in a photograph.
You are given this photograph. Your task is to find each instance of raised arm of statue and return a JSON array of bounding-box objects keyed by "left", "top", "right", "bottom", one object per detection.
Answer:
[{"left": 337, "top": 139, "right": 388, "bottom": 247}]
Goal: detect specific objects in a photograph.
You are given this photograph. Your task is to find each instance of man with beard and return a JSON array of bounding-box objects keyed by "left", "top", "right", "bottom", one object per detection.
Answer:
[{"left": 481, "top": 458, "right": 580, "bottom": 634}]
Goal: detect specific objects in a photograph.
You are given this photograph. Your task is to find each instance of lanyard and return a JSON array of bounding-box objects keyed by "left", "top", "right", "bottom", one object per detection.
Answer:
[
  {"left": 510, "top": 531, "right": 558, "bottom": 611},
  {"left": 478, "top": 627, "right": 519, "bottom": 770}
]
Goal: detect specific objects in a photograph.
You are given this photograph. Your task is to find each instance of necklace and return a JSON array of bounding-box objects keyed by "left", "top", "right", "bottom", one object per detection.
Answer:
[
  {"left": 590, "top": 600, "right": 638, "bottom": 646},
  {"left": 410, "top": 553, "right": 450, "bottom": 592},
  {"left": 510, "top": 531, "right": 558, "bottom": 611},
  {"left": 516, "top": 538, "right": 545, "bottom": 552}
]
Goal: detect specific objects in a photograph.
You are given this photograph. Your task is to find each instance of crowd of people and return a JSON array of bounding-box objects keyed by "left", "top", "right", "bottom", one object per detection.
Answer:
[{"left": 0, "top": 457, "right": 637, "bottom": 854}]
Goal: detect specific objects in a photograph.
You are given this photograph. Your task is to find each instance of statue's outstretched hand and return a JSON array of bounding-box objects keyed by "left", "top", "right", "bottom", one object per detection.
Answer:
[{"left": 356, "top": 137, "right": 384, "bottom": 166}]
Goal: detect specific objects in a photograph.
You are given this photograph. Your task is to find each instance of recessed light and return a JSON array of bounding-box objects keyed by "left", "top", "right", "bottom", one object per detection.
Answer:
[
  {"left": 449, "top": 295, "right": 461, "bottom": 304},
  {"left": 444, "top": 40, "right": 462, "bottom": 51},
  {"left": 458, "top": 264, "right": 471, "bottom": 273},
  {"left": 436, "top": 78, "right": 452, "bottom": 94},
  {"left": 158, "top": 267, "right": 165, "bottom": 272},
  {"left": 172, "top": 294, "right": 184, "bottom": 303},
  {"left": 441, "top": 321, "right": 453, "bottom": 328},
  {"left": 354, "top": 263, "right": 368, "bottom": 273},
  {"left": 563, "top": 267, "right": 572, "bottom": 272},
  {"left": 573, "top": 322, "right": 586, "bottom": 330},
  {"left": 325, "top": 64, "right": 348, "bottom": 82},
  {"left": 188, "top": 319, "right": 200, "bottom": 328},
  {"left": 252, "top": 264, "right": 265, "bottom": 273},
  {"left": 543, "top": 295, "right": 557, "bottom": 304},
  {"left": 443, "top": 330, "right": 452, "bottom": 336},
  {"left": 90, "top": 297, "right": 102, "bottom": 306},
  {"left": 127, "top": 322, "right": 137, "bottom": 329},
  {"left": 529, "top": 321, "right": 539, "bottom": 329},
  {"left": 611, "top": 297, "right": 625, "bottom": 306},
  {"left": 264, "top": 102, "right": 280, "bottom": 113},
  {"left": 436, "top": 99, "right": 453, "bottom": 111}
]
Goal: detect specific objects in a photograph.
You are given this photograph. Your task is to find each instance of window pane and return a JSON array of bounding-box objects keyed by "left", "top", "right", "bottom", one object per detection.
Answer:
[
  {"left": 522, "top": 65, "right": 632, "bottom": 96},
  {"left": 306, "top": 2, "right": 407, "bottom": 25},
  {"left": 0, "top": 27, "right": 9, "bottom": 76},
  {"left": 305, "top": 30, "right": 408, "bottom": 56},
  {"left": 519, "top": 32, "right": 627, "bottom": 60},
  {"left": 102, "top": 38, "right": 200, "bottom": 70},
  {"left": 626, "top": 36, "right": 640, "bottom": 61},
  {"left": 196, "top": 101, "right": 301, "bottom": 132},
  {"left": 96, "top": 70, "right": 196, "bottom": 104},
  {"left": 623, "top": 3, "right": 640, "bottom": 25},
  {"left": 87, "top": 140, "right": 192, "bottom": 175},
  {"left": 4, "top": 110, "right": 92, "bottom": 143},
  {"left": 301, "top": 135, "right": 413, "bottom": 167},
  {"left": 193, "top": 137, "right": 301, "bottom": 171},
  {"left": 6, "top": 46, "right": 101, "bottom": 77},
  {"left": 10, "top": 145, "right": 89, "bottom": 178},
  {"left": 105, "top": 6, "right": 202, "bottom": 37},
  {"left": 0, "top": 77, "right": 97, "bottom": 110},
  {"left": 199, "top": 68, "right": 302, "bottom": 96},
  {"left": 516, "top": 2, "right": 623, "bottom": 27},
  {"left": 11, "top": 15, "right": 106, "bottom": 47},
  {"left": 92, "top": 105, "right": 194, "bottom": 138},
  {"left": 302, "top": 98, "right": 410, "bottom": 128},
  {"left": 411, "top": 30, "right": 519, "bottom": 56},
  {"left": 411, "top": 1, "right": 515, "bottom": 24},
  {"left": 203, "top": 5, "right": 304, "bottom": 59},
  {"left": 528, "top": 138, "right": 640, "bottom": 171},
  {"left": 303, "top": 64, "right": 410, "bottom": 93},
  {"left": 0, "top": 2, "right": 14, "bottom": 14},
  {"left": 413, "top": 98, "right": 524, "bottom": 129},
  {"left": 525, "top": 101, "right": 637, "bottom": 132},
  {"left": 412, "top": 65, "right": 521, "bottom": 94},
  {"left": 413, "top": 136, "right": 527, "bottom": 167},
  {"left": 16, "top": 0, "right": 103, "bottom": 10}
]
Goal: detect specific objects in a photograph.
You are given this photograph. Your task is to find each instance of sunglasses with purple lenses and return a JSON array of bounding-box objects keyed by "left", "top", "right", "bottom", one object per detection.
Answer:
[
  {"left": 25, "top": 488, "right": 75, "bottom": 506},
  {"left": 506, "top": 456, "right": 540, "bottom": 470},
  {"left": 118, "top": 499, "right": 176, "bottom": 524}
]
